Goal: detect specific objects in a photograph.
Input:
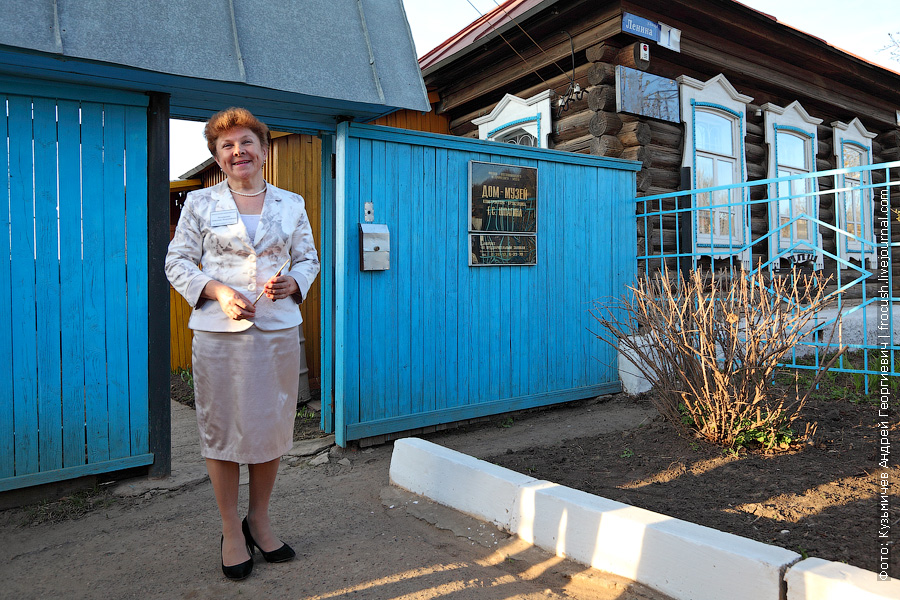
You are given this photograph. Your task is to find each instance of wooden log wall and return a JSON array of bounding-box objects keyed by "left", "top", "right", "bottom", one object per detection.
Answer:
[
  {"left": 744, "top": 104, "right": 770, "bottom": 264},
  {"left": 577, "top": 42, "right": 683, "bottom": 272},
  {"left": 434, "top": 19, "right": 900, "bottom": 282}
]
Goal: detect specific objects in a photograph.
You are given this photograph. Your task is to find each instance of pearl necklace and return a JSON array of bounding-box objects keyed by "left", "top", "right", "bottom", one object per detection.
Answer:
[{"left": 228, "top": 183, "right": 267, "bottom": 197}]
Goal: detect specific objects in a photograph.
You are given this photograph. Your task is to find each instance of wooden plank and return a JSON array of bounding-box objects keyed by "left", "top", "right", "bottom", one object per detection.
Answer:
[
  {"left": 168, "top": 288, "right": 180, "bottom": 371},
  {"left": 440, "top": 148, "right": 458, "bottom": 411},
  {"left": 0, "top": 453, "right": 154, "bottom": 493},
  {"left": 347, "top": 124, "right": 640, "bottom": 172},
  {"left": 301, "top": 135, "right": 322, "bottom": 389},
  {"left": 585, "top": 167, "right": 599, "bottom": 384},
  {"left": 575, "top": 164, "right": 589, "bottom": 388},
  {"left": 357, "top": 139, "right": 375, "bottom": 423},
  {"left": 8, "top": 94, "right": 39, "bottom": 477},
  {"left": 33, "top": 97, "right": 63, "bottom": 472},
  {"left": 410, "top": 143, "right": 427, "bottom": 414},
  {"left": 529, "top": 161, "right": 545, "bottom": 396},
  {"left": 423, "top": 145, "right": 438, "bottom": 413},
  {"left": 455, "top": 150, "right": 472, "bottom": 407},
  {"left": 333, "top": 123, "right": 349, "bottom": 446},
  {"left": 0, "top": 97, "right": 14, "bottom": 478},
  {"left": 345, "top": 382, "right": 623, "bottom": 440},
  {"left": 377, "top": 138, "right": 393, "bottom": 420},
  {"left": 125, "top": 104, "right": 149, "bottom": 455},
  {"left": 386, "top": 142, "right": 401, "bottom": 417},
  {"left": 80, "top": 102, "right": 110, "bottom": 464},
  {"left": 395, "top": 142, "right": 413, "bottom": 417},
  {"left": 102, "top": 104, "right": 130, "bottom": 461}
]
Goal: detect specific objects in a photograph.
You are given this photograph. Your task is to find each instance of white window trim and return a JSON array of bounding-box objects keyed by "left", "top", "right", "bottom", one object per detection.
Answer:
[
  {"left": 762, "top": 101, "right": 824, "bottom": 269},
  {"left": 832, "top": 117, "right": 877, "bottom": 268},
  {"left": 678, "top": 74, "right": 753, "bottom": 266},
  {"left": 472, "top": 91, "right": 552, "bottom": 149}
]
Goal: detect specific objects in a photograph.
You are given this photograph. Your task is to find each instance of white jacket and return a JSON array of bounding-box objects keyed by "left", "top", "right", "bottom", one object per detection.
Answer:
[{"left": 165, "top": 181, "right": 320, "bottom": 332}]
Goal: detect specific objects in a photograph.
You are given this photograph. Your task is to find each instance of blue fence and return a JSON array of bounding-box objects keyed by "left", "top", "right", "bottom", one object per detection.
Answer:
[
  {"left": 636, "top": 161, "right": 900, "bottom": 386},
  {"left": 330, "top": 123, "right": 641, "bottom": 445},
  {"left": 1, "top": 82, "right": 153, "bottom": 492}
]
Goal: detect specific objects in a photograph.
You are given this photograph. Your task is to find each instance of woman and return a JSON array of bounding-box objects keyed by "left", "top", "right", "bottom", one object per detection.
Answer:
[{"left": 165, "top": 107, "right": 320, "bottom": 580}]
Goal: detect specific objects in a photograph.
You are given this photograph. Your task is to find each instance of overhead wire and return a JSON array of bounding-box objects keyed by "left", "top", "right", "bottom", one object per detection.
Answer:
[
  {"left": 463, "top": 0, "right": 584, "bottom": 116},
  {"left": 463, "top": 0, "right": 548, "bottom": 84},
  {"left": 487, "top": 0, "right": 569, "bottom": 79}
]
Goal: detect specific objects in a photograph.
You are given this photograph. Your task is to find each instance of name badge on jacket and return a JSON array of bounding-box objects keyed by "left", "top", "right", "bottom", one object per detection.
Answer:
[{"left": 210, "top": 209, "right": 239, "bottom": 227}]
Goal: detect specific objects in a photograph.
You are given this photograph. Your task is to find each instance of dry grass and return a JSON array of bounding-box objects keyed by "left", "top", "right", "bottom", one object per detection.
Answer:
[{"left": 593, "top": 268, "right": 846, "bottom": 451}]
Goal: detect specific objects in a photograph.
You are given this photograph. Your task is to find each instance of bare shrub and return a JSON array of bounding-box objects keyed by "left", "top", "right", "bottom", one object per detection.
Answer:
[{"left": 593, "top": 268, "right": 845, "bottom": 451}]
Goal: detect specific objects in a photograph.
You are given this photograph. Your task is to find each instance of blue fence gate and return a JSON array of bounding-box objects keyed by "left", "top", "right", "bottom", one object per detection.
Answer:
[
  {"left": 327, "top": 123, "right": 641, "bottom": 445},
  {"left": 0, "top": 80, "right": 152, "bottom": 491}
]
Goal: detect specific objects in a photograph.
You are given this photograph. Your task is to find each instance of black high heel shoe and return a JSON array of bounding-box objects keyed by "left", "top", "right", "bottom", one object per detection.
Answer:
[
  {"left": 242, "top": 517, "right": 296, "bottom": 563},
  {"left": 221, "top": 535, "right": 253, "bottom": 580}
]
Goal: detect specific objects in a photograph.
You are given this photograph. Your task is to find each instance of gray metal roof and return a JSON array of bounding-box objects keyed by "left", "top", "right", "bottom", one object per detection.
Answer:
[{"left": 0, "top": 0, "right": 429, "bottom": 129}]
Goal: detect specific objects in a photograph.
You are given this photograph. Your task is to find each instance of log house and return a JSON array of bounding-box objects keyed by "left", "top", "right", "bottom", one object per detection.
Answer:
[{"left": 419, "top": 0, "right": 900, "bottom": 290}]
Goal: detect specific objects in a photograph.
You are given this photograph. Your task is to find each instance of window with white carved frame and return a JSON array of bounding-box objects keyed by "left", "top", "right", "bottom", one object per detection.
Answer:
[
  {"left": 832, "top": 118, "right": 876, "bottom": 267},
  {"left": 678, "top": 74, "right": 753, "bottom": 265},
  {"left": 472, "top": 91, "right": 552, "bottom": 149},
  {"left": 763, "top": 101, "right": 822, "bottom": 269}
]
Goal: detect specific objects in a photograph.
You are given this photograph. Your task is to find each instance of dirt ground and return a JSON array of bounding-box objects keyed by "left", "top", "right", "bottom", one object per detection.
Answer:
[
  {"left": 1, "top": 380, "right": 671, "bottom": 600},
  {"left": 487, "top": 390, "right": 900, "bottom": 574},
  {"left": 3, "top": 374, "right": 896, "bottom": 600}
]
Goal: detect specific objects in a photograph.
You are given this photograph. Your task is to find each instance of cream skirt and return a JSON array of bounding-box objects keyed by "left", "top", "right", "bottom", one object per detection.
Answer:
[{"left": 191, "top": 326, "right": 300, "bottom": 464}]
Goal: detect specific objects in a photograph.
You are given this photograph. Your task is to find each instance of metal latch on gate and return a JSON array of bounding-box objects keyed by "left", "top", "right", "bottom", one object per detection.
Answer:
[{"left": 359, "top": 223, "right": 390, "bottom": 271}]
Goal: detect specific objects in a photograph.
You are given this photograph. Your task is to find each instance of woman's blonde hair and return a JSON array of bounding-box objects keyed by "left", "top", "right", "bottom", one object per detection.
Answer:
[{"left": 204, "top": 107, "right": 271, "bottom": 155}]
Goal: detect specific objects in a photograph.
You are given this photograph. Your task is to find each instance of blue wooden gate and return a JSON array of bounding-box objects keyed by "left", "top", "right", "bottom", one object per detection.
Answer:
[
  {"left": 0, "top": 80, "right": 152, "bottom": 491},
  {"left": 328, "top": 123, "right": 640, "bottom": 445}
]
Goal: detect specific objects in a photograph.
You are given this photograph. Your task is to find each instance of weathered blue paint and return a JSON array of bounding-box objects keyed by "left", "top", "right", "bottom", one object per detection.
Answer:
[
  {"left": 34, "top": 97, "right": 62, "bottom": 473},
  {"left": 0, "top": 100, "right": 12, "bottom": 479},
  {"left": 333, "top": 123, "right": 639, "bottom": 445},
  {"left": 58, "top": 100, "right": 86, "bottom": 470},
  {"left": 0, "top": 83, "right": 151, "bottom": 492},
  {"left": 9, "top": 94, "right": 38, "bottom": 478},
  {"left": 126, "top": 105, "right": 150, "bottom": 455}
]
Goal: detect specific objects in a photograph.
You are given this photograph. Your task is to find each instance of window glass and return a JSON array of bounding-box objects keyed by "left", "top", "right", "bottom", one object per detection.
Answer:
[
  {"left": 695, "top": 111, "right": 733, "bottom": 155},
  {"left": 496, "top": 128, "right": 537, "bottom": 147},
  {"left": 843, "top": 146, "right": 862, "bottom": 170},
  {"left": 696, "top": 155, "right": 715, "bottom": 189},
  {"left": 777, "top": 132, "right": 806, "bottom": 170}
]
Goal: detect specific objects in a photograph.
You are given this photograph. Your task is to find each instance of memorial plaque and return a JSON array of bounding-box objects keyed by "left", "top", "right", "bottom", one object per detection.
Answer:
[
  {"left": 469, "top": 161, "right": 537, "bottom": 233},
  {"left": 470, "top": 234, "right": 537, "bottom": 266},
  {"left": 468, "top": 161, "right": 537, "bottom": 267}
]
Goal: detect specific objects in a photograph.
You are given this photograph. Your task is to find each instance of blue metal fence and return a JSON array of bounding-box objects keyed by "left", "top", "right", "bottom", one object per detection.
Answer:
[{"left": 636, "top": 161, "right": 900, "bottom": 385}]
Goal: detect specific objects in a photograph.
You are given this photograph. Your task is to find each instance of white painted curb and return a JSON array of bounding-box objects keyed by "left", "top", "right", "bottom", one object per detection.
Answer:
[
  {"left": 389, "top": 436, "right": 539, "bottom": 529},
  {"left": 390, "top": 438, "right": 891, "bottom": 600},
  {"left": 519, "top": 483, "right": 798, "bottom": 600},
  {"left": 785, "top": 558, "right": 900, "bottom": 600}
]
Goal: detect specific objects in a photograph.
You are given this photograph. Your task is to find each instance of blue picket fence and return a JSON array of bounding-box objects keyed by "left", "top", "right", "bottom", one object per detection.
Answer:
[
  {"left": 329, "top": 123, "right": 641, "bottom": 445},
  {"left": 0, "top": 81, "right": 153, "bottom": 491},
  {"left": 635, "top": 160, "right": 900, "bottom": 386}
]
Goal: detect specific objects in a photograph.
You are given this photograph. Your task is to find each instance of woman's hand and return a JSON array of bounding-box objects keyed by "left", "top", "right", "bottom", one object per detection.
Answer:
[
  {"left": 203, "top": 281, "right": 256, "bottom": 320},
  {"left": 264, "top": 275, "right": 299, "bottom": 301}
]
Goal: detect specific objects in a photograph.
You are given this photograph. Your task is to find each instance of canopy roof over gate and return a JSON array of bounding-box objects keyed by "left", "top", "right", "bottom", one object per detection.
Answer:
[{"left": 0, "top": 0, "right": 429, "bottom": 130}]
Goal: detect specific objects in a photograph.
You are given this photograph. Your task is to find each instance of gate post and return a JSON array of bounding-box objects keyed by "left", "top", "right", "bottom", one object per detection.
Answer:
[{"left": 147, "top": 93, "right": 171, "bottom": 478}]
